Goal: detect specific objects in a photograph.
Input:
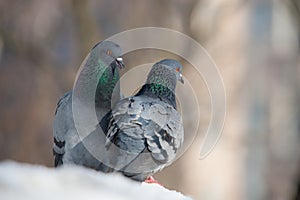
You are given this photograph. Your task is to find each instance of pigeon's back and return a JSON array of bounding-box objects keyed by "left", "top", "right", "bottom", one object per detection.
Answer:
[
  {"left": 104, "top": 59, "right": 185, "bottom": 182},
  {"left": 105, "top": 95, "right": 184, "bottom": 181}
]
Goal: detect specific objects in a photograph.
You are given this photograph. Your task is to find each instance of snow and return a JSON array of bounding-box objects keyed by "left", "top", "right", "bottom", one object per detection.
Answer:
[{"left": 0, "top": 161, "right": 192, "bottom": 200}]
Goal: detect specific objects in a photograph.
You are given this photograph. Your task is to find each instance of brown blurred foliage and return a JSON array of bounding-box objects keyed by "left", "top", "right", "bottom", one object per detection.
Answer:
[{"left": 0, "top": 0, "right": 300, "bottom": 199}]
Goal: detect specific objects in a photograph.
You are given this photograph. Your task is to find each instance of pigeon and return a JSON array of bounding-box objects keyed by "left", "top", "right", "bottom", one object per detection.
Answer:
[
  {"left": 102, "top": 59, "right": 184, "bottom": 182},
  {"left": 53, "top": 41, "right": 124, "bottom": 169}
]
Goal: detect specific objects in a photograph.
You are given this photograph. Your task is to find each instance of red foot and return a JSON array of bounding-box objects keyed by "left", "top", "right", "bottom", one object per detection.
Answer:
[{"left": 144, "top": 176, "right": 162, "bottom": 186}]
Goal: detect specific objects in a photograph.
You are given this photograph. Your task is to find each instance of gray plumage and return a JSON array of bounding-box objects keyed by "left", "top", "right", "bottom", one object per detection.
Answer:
[
  {"left": 103, "top": 59, "right": 184, "bottom": 181},
  {"left": 53, "top": 41, "right": 124, "bottom": 169}
]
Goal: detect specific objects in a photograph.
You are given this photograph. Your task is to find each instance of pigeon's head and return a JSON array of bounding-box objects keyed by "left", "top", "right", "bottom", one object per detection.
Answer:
[
  {"left": 92, "top": 41, "right": 125, "bottom": 71},
  {"left": 155, "top": 59, "right": 184, "bottom": 84},
  {"left": 144, "top": 59, "right": 184, "bottom": 95}
]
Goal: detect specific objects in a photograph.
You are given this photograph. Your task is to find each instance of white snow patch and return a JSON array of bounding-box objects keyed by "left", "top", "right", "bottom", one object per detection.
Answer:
[{"left": 0, "top": 161, "right": 192, "bottom": 200}]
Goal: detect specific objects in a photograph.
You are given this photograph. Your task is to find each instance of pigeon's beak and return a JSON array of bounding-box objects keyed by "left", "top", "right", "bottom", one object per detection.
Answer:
[
  {"left": 179, "top": 73, "right": 184, "bottom": 84},
  {"left": 115, "top": 57, "right": 125, "bottom": 70}
]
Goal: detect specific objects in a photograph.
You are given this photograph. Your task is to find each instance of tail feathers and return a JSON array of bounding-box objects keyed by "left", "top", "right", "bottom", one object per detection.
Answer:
[
  {"left": 53, "top": 149, "right": 64, "bottom": 167},
  {"left": 53, "top": 138, "right": 65, "bottom": 167}
]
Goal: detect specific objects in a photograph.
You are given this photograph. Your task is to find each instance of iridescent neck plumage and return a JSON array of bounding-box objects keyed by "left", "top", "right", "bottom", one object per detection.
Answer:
[
  {"left": 95, "top": 64, "right": 120, "bottom": 108},
  {"left": 135, "top": 65, "right": 178, "bottom": 109},
  {"left": 75, "top": 56, "right": 119, "bottom": 110}
]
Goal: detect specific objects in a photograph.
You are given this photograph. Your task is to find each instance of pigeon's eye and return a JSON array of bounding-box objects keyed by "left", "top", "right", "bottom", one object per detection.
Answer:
[
  {"left": 106, "top": 50, "right": 112, "bottom": 56},
  {"left": 175, "top": 67, "right": 180, "bottom": 72}
]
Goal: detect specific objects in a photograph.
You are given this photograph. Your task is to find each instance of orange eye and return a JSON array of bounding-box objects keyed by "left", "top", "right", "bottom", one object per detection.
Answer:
[
  {"left": 106, "top": 50, "right": 112, "bottom": 56},
  {"left": 175, "top": 67, "right": 180, "bottom": 72}
]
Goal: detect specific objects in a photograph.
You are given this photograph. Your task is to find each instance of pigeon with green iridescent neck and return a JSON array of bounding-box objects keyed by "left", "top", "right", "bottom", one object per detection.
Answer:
[
  {"left": 53, "top": 41, "right": 124, "bottom": 169},
  {"left": 102, "top": 59, "right": 184, "bottom": 182}
]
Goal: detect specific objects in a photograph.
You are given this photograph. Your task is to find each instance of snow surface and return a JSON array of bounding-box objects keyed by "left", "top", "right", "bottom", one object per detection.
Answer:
[{"left": 0, "top": 161, "right": 192, "bottom": 200}]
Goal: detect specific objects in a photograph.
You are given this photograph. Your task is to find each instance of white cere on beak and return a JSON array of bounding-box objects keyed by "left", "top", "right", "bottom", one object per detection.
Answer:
[
  {"left": 179, "top": 73, "right": 184, "bottom": 83},
  {"left": 116, "top": 57, "right": 123, "bottom": 62}
]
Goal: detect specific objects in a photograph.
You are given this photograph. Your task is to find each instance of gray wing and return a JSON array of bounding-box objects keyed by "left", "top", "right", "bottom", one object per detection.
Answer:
[
  {"left": 53, "top": 91, "right": 107, "bottom": 169},
  {"left": 105, "top": 96, "right": 184, "bottom": 181},
  {"left": 53, "top": 91, "right": 73, "bottom": 167}
]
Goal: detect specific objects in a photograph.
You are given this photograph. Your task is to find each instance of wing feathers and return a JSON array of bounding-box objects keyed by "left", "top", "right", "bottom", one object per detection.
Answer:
[{"left": 105, "top": 96, "right": 184, "bottom": 176}]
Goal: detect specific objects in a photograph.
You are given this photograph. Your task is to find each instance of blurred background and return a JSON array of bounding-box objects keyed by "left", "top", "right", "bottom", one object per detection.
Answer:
[{"left": 0, "top": 0, "right": 300, "bottom": 199}]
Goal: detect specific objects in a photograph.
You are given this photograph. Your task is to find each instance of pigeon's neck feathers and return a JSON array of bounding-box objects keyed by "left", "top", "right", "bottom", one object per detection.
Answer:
[
  {"left": 135, "top": 64, "right": 177, "bottom": 109},
  {"left": 75, "top": 52, "right": 119, "bottom": 109},
  {"left": 146, "top": 64, "right": 177, "bottom": 93},
  {"left": 95, "top": 60, "right": 120, "bottom": 108}
]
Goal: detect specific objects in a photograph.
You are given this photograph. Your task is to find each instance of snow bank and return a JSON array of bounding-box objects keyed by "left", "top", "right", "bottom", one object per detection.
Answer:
[{"left": 0, "top": 161, "right": 192, "bottom": 200}]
